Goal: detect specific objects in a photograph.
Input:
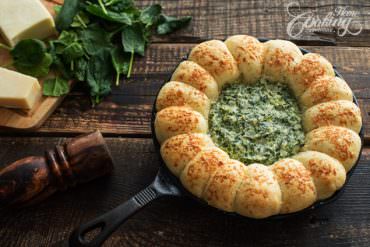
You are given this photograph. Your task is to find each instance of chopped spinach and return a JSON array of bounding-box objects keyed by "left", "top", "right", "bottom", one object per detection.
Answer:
[{"left": 209, "top": 80, "right": 305, "bottom": 165}]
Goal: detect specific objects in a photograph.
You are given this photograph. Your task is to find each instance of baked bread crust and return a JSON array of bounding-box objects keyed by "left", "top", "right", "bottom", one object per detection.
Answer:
[
  {"left": 189, "top": 40, "right": 240, "bottom": 89},
  {"left": 154, "top": 36, "right": 362, "bottom": 218},
  {"left": 234, "top": 163, "right": 282, "bottom": 218},
  {"left": 303, "top": 100, "right": 362, "bottom": 133},
  {"left": 270, "top": 159, "right": 316, "bottom": 214},
  {"left": 225, "top": 35, "right": 264, "bottom": 84},
  {"left": 156, "top": 81, "right": 211, "bottom": 118},
  {"left": 171, "top": 61, "right": 219, "bottom": 101}
]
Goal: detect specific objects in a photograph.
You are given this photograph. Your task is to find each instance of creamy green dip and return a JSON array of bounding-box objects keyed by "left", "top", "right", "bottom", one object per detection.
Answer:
[{"left": 209, "top": 79, "right": 304, "bottom": 165}]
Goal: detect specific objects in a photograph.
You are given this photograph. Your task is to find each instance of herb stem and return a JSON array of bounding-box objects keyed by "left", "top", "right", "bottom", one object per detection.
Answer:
[
  {"left": 98, "top": 0, "right": 108, "bottom": 15},
  {"left": 0, "top": 42, "right": 11, "bottom": 51},
  {"left": 126, "top": 51, "right": 134, "bottom": 78},
  {"left": 105, "top": 0, "right": 115, "bottom": 6},
  {"left": 76, "top": 14, "right": 87, "bottom": 28},
  {"left": 115, "top": 72, "right": 120, "bottom": 86}
]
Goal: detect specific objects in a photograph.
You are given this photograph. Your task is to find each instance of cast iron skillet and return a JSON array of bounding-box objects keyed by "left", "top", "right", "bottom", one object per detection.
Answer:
[{"left": 69, "top": 39, "right": 364, "bottom": 246}]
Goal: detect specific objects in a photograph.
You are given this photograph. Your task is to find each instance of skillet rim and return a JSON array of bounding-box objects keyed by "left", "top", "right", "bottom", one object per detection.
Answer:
[{"left": 150, "top": 37, "right": 365, "bottom": 220}]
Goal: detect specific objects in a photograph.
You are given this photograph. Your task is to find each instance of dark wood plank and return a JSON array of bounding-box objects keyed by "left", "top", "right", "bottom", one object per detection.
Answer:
[
  {"left": 1, "top": 45, "right": 368, "bottom": 142},
  {"left": 136, "top": 0, "right": 370, "bottom": 47},
  {"left": 0, "top": 137, "right": 369, "bottom": 247}
]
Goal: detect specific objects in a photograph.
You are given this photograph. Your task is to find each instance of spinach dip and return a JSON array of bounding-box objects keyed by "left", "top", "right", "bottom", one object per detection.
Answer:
[{"left": 209, "top": 79, "right": 305, "bottom": 165}]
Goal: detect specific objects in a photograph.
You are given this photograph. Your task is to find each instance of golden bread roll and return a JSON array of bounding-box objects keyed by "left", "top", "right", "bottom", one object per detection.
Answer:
[
  {"left": 156, "top": 81, "right": 211, "bottom": 118},
  {"left": 225, "top": 35, "right": 264, "bottom": 84},
  {"left": 303, "top": 100, "right": 362, "bottom": 133},
  {"left": 303, "top": 126, "right": 361, "bottom": 171},
  {"left": 160, "top": 133, "right": 215, "bottom": 177},
  {"left": 300, "top": 76, "right": 353, "bottom": 110},
  {"left": 270, "top": 158, "right": 317, "bottom": 214},
  {"left": 289, "top": 53, "right": 335, "bottom": 97},
  {"left": 263, "top": 40, "right": 302, "bottom": 83},
  {"left": 180, "top": 147, "right": 229, "bottom": 197},
  {"left": 234, "top": 163, "right": 282, "bottom": 219},
  {"left": 171, "top": 61, "right": 219, "bottom": 101},
  {"left": 292, "top": 151, "right": 346, "bottom": 200},
  {"left": 155, "top": 106, "right": 208, "bottom": 144},
  {"left": 188, "top": 40, "right": 240, "bottom": 89},
  {"left": 203, "top": 159, "right": 245, "bottom": 212}
]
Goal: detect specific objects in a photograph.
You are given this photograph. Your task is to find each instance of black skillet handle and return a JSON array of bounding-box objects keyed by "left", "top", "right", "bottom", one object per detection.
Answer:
[{"left": 69, "top": 170, "right": 181, "bottom": 247}]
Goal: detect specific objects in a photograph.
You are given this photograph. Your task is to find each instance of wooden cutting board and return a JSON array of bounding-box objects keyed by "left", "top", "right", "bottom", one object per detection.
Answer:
[{"left": 0, "top": 0, "right": 72, "bottom": 130}]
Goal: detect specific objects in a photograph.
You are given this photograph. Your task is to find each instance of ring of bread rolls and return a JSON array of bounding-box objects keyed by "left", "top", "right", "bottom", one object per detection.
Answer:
[{"left": 154, "top": 35, "right": 362, "bottom": 219}]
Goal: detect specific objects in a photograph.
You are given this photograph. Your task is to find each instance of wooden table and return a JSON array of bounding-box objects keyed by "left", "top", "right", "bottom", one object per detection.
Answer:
[{"left": 1, "top": 1, "right": 370, "bottom": 246}]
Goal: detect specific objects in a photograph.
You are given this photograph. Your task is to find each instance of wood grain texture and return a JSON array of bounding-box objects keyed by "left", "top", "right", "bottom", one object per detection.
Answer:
[
  {"left": 2, "top": 44, "right": 368, "bottom": 141},
  {"left": 0, "top": 137, "right": 369, "bottom": 247},
  {"left": 0, "top": 1, "right": 370, "bottom": 246},
  {"left": 137, "top": 0, "right": 370, "bottom": 47}
]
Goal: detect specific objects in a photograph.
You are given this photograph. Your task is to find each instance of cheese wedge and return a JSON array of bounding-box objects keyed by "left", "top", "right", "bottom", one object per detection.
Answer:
[
  {"left": 0, "top": 68, "right": 42, "bottom": 109},
  {"left": 0, "top": 0, "right": 56, "bottom": 46}
]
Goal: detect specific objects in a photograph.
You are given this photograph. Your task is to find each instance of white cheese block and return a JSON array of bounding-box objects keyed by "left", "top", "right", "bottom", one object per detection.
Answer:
[
  {"left": 0, "top": 68, "right": 42, "bottom": 109},
  {"left": 0, "top": 0, "right": 56, "bottom": 46}
]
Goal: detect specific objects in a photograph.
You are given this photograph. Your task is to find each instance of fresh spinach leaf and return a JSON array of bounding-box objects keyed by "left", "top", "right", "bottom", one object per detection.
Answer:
[
  {"left": 107, "top": 0, "right": 136, "bottom": 12},
  {"left": 57, "top": 31, "right": 79, "bottom": 45},
  {"left": 62, "top": 43, "right": 85, "bottom": 63},
  {"left": 43, "top": 77, "right": 70, "bottom": 96},
  {"left": 71, "top": 12, "right": 90, "bottom": 28},
  {"left": 157, "top": 14, "right": 192, "bottom": 35},
  {"left": 74, "top": 58, "right": 89, "bottom": 81},
  {"left": 11, "top": 39, "right": 46, "bottom": 65},
  {"left": 49, "top": 40, "right": 72, "bottom": 79},
  {"left": 121, "top": 24, "right": 146, "bottom": 56},
  {"left": 140, "top": 4, "right": 162, "bottom": 26},
  {"left": 111, "top": 47, "right": 129, "bottom": 86},
  {"left": 121, "top": 24, "right": 146, "bottom": 78},
  {"left": 80, "top": 25, "right": 113, "bottom": 55},
  {"left": 86, "top": 4, "right": 132, "bottom": 25},
  {"left": 86, "top": 49, "right": 113, "bottom": 104},
  {"left": 55, "top": 0, "right": 80, "bottom": 31},
  {"left": 11, "top": 39, "right": 53, "bottom": 77},
  {"left": 17, "top": 54, "right": 53, "bottom": 77}
]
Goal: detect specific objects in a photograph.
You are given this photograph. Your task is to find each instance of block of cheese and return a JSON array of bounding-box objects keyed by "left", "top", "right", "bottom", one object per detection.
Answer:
[
  {"left": 0, "top": 0, "right": 56, "bottom": 46},
  {"left": 0, "top": 68, "right": 42, "bottom": 109}
]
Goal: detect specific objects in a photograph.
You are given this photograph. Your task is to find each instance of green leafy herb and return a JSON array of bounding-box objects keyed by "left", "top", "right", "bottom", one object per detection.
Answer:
[
  {"left": 87, "top": 49, "right": 113, "bottom": 104},
  {"left": 5, "top": 0, "right": 192, "bottom": 103},
  {"left": 121, "top": 24, "right": 146, "bottom": 78},
  {"left": 111, "top": 47, "right": 130, "bottom": 86},
  {"left": 55, "top": 0, "right": 80, "bottom": 31},
  {"left": 86, "top": 4, "right": 132, "bottom": 25},
  {"left": 74, "top": 58, "right": 89, "bottom": 81},
  {"left": 157, "top": 14, "right": 192, "bottom": 35},
  {"left": 71, "top": 12, "right": 90, "bottom": 28},
  {"left": 80, "top": 25, "right": 113, "bottom": 55},
  {"left": 43, "top": 77, "right": 70, "bottom": 96},
  {"left": 140, "top": 4, "right": 162, "bottom": 26},
  {"left": 11, "top": 39, "right": 52, "bottom": 77}
]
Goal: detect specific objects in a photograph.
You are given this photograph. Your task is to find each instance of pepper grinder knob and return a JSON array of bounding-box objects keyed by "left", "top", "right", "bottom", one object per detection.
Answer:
[{"left": 0, "top": 130, "right": 114, "bottom": 209}]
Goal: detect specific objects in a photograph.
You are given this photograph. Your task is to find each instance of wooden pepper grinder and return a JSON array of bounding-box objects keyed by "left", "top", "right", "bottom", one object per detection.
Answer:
[{"left": 0, "top": 130, "right": 114, "bottom": 209}]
